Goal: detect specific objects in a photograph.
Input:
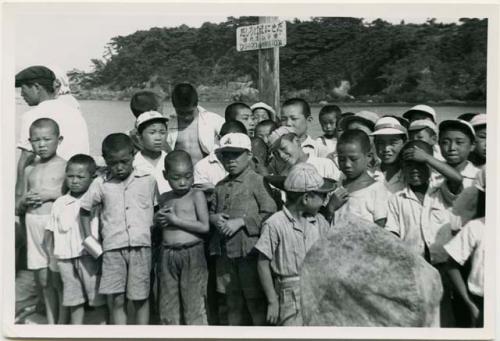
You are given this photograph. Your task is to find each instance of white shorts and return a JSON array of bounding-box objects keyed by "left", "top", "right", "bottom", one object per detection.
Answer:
[{"left": 25, "top": 213, "right": 50, "bottom": 270}]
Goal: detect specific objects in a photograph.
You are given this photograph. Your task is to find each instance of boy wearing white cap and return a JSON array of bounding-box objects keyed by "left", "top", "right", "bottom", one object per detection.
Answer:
[
  {"left": 403, "top": 104, "right": 437, "bottom": 123},
  {"left": 371, "top": 116, "right": 408, "bottom": 193},
  {"left": 255, "top": 163, "right": 333, "bottom": 326},
  {"left": 251, "top": 102, "right": 276, "bottom": 123},
  {"left": 408, "top": 119, "right": 445, "bottom": 161},
  {"left": 133, "top": 111, "right": 171, "bottom": 194},
  {"left": 468, "top": 114, "right": 487, "bottom": 167},
  {"left": 209, "top": 133, "right": 277, "bottom": 325}
]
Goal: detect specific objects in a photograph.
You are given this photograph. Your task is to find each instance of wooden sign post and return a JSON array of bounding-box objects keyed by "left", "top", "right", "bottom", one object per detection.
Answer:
[{"left": 236, "top": 17, "right": 286, "bottom": 119}]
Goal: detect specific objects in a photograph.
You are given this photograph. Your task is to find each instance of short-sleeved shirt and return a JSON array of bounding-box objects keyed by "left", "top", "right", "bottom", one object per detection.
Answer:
[
  {"left": 438, "top": 161, "right": 480, "bottom": 204},
  {"left": 17, "top": 98, "right": 90, "bottom": 160},
  {"left": 385, "top": 185, "right": 454, "bottom": 264},
  {"left": 301, "top": 135, "right": 319, "bottom": 157},
  {"left": 370, "top": 168, "right": 405, "bottom": 194},
  {"left": 315, "top": 136, "right": 337, "bottom": 158},
  {"left": 133, "top": 151, "right": 171, "bottom": 194},
  {"left": 254, "top": 207, "right": 330, "bottom": 278},
  {"left": 46, "top": 194, "right": 100, "bottom": 259},
  {"left": 335, "top": 181, "right": 390, "bottom": 224},
  {"left": 80, "top": 169, "right": 158, "bottom": 251},
  {"left": 209, "top": 167, "right": 277, "bottom": 258},
  {"left": 193, "top": 151, "right": 227, "bottom": 186},
  {"left": 444, "top": 217, "right": 484, "bottom": 296}
]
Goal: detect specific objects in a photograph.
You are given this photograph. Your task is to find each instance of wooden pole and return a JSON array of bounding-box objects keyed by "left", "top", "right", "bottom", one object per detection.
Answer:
[{"left": 258, "top": 16, "right": 280, "bottom": 120}]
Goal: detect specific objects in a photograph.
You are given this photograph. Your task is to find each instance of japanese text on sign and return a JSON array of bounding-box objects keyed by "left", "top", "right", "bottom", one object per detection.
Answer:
[{"left": 236, "top": 21, "right": 287, "bottom": 52}]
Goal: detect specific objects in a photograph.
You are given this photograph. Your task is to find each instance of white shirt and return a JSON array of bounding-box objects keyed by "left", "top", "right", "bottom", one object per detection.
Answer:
[
  {"left": 314, "top": 136, "right": 337, "bottom": 158},
  {"left": 370, "top": 168, "right": 405, "bottom": 193},
  {"left": 444, "top": 217, "right": 484, "bottom": 296},
  {"left": 385, "top": 185, "right": 455, "bottom": 264},
  {"left": 167, "top": 106, "right": 224, "bottom": 155},
  {"left": 133, "top": 151, "right": 171, "bottom": 194},
  {"left": 194, "top": 151, "right": 227, "bottom": 186},
  {"left": 46, "top": 194, "right": 100, "bottom": 259},
  {"left": 17, "top": 98, "right": 90, "bottom": 160},
  {"left": 335, "top": 181, "right": 390, "bottom": 224},
  {"left": 301, "top": 135, "right": 320, "bottom": 157},
  {"left": 438, "top": 161, "right": 480, "bottom": 204}
]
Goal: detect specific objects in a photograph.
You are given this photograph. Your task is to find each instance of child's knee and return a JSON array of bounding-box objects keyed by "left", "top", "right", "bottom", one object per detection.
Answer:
[
  {"left": 111, "top": 294, "right": 126, "bottom": 308},
  {"left": 36, "top": 268, "right": 49, "bottom": 288}
]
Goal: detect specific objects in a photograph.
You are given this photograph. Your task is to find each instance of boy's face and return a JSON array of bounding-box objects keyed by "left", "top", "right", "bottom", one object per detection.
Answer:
[
  {"left": 174, "top": 105, "right": 197, "bottom": 122},
  {"left": 409, "top": 128, "right": 436, "bottom": 145},
  {"left": 337, "top": 142, "right": 370, "bottom": 179},
  {"left": 319, "top": 113, "right": 337, "bottom": 138},
  {"left": 255, "top": 125, "right": 273, "bottom": 144},
  {"left": 374, "top": 135, "right": 405, "bottom": 165},
  {"left": 474, "top": 126, "right": 486, "bottom": 159},
  {"left": 274, "top": 138, "right": 302, "bottom": 166},
  {"left": 439, "top": 130, "right": 474, "bottom": 166},
  {"left": 280, "top": 104, "right": 311, "bottom": 137},
  {"left": 408, "top": 112, "right": 432, "bottom": 123},
  {"left": 253, "top": 109, "right": 270, "bottom": 123},
  {"left": 66, "top": 163, "right": 93, "bottom": 195},
  {"left": 218, "top": 149, "right": 252, "bottom": 176},
  {"left": 303, "top": 191, "right": 327, "bottom": 215},
  {"left": 21, "top": 84, "right": 41, "bottom": 106},
  {"left": 235, "top": 108, "right": 256, "bottom": 137},
  {"left": 140, "top": 122, "right": 167, "bottom": 153},
  {"left": 29, "top": 126, "right": 62, "bottom": 160},
  {"left": 164, "top": 162, "right": 194, "bottom": 194},
  {"left": 104, "top": 148, "right": 134, "bottom": 180},
  {"left": 403, "top": 161, "right": 430, "bottom": 187}
]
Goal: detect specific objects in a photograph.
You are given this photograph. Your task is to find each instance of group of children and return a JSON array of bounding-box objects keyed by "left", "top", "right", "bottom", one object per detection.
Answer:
[{"left": 18, "top": 86, "right": 487, "bottom": 327}]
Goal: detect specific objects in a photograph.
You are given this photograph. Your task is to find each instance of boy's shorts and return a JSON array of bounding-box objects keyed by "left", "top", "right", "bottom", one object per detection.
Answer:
[
  {"left": 58, "top": 255, "right": 106, "bottom": 307},
  {"left": 276, "top": 277, "right": 302, "bottom": 326},
  {"left": 99, "top": 246, "right": 151, "bottom": 300},
  {"left": 25, "top": 213, "right": 49, "bottom": 270}
]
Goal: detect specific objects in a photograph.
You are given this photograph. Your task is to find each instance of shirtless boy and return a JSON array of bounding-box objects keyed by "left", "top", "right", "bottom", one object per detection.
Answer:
[
  {"left": 19, "top": 118, "right": 66, "bottom": 324},
  {"left": 155, "top": 150, "right": 210, "bottom": 325}
]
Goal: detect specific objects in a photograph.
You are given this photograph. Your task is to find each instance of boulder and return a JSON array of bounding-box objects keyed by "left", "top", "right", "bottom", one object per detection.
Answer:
[{"left": 301, "top": 216, "right": 443, "bottom": 327}]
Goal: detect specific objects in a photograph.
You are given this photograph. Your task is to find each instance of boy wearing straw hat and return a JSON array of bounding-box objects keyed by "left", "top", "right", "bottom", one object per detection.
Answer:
[{"left": 255, "top": 163, "right": 334, "bottom": 325}]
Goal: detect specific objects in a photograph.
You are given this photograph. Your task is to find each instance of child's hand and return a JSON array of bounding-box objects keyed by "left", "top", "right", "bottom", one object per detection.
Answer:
[
  {"left": 210, "top": 213, "right": 229, "bottom": 230},
  {"left": 155, "top": 207, "right": 177, "bottom": 226},
  {"left": 24, "top": 191, "right": 43, "bottom": 208},
  {"left": 266, "top": 299, "right": 279, "bottom": 325},
  {"left": 328, "top": 187, "right": 349, "bottom": 211},
  {"left": 467, "top": 301, "right": 480, "bottom": 327},
  {"left": 220, "top": 218, "right": 244, "bottom": 238},
  {"left": 402, "top": 146, "right": 429, "bottom": 163}
]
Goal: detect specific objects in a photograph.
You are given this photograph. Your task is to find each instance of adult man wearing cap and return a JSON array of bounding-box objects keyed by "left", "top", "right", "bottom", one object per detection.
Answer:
[
  {"left": 468, "top": 114, "right": 487, "bottom": 167},
  {"left": 256, "top": 163, "right": 333, "bottom": 325},
  {"left": 403, "top": 104, "right": 437, "bottom": 123},
  {"left": 166, "top": 83, "right": 224, "bottom": 165},
  {"left": 15, "top": 65, "right": 89, "bottom": 211}
]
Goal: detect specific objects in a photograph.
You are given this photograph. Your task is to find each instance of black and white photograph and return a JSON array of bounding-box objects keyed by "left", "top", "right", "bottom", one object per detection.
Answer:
[{"left": 1, "top": 1, "right": 498, "bottom": 339}]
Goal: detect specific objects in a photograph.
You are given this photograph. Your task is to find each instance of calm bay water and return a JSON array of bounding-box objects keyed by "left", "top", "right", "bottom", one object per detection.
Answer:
[{"left": 15, "top": 99, "right": 486, "bottom": 157}]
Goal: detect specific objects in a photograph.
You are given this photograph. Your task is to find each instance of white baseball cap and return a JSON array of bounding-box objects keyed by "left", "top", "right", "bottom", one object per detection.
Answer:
[
  {"left": 217, "top": 133, "right": 251, "bottom": 152},
  {"left": 136, "top": 111, "right": 168, "bottom": 129},
  {"left": 371, "top": 117, "right": 407, "bottom": 136},
  {"left": 251, "top": 102, "right": 276, "bottom": 116},
  {"left": 403, "top": 104, "right": 437, "bottom": 122},
  {"left": 409, "top": 119, "right": 438, "bottom": 135},
  {"left": 469, "top": 113, "right": 487, "bottom": 127}
]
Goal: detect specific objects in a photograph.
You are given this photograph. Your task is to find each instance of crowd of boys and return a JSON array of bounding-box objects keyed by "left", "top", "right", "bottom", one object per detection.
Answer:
[{"left": 15, "top": 68, "right": 486, "bottom": 327}]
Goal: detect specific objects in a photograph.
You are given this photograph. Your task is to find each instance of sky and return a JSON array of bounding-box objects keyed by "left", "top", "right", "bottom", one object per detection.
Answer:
[{"left": 7, "top": 3, "right": 466, "bottom": 73}]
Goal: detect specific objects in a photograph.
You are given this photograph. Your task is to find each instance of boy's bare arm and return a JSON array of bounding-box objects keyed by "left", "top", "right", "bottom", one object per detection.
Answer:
[
  {"left": 257, "top": 253, "right": 279, "bottom": 325},
  {"left": 80, "top": 208, "right": 93, "bottom": 239},
  {"left": 163, "top": 192, "right": 210, "bottom": 234},
  {"left": 15, "top": 150, "right": 35, "bottom": 206},
  {"left": 446, "top": 258, "right": 479, "bottom": 325}
]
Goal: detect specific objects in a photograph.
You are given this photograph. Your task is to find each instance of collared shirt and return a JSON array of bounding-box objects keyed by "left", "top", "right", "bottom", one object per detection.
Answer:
[
  {"left": 315, "top": 136, "right": 337, "bottom": 158},
  {"left": 385, "top": 185, "right": 455, "bottom": 264},
  {"left": 210, "top": 167, "right": 277, "bottom": 258},
  {"left": 335, "top": 180, "right": 390, "bottom": 224},
  {"left": 444, "top": 217, "right": 484, "bottom": 296},
  {"left": 166, "top": 106, "right": 225, "bottom": 155},
  {"left": 80, "top": 169, "right": 158, "bottom": 251},
  {"left": 133, "top": 151, "right": 171, "bottom": 194},
  {"left": 46, "top": 194, "right": 100, "bottom": 259},
  {"left": 254, "top": 207, "right": 330, "bottom": 278},
  {"left": 301, "top": 135, "right": 319, "bottom": 157},
  {"left": 17, "top": 98, "right": 89, "bottom": 160},
  {"left": 370, "top": 167, "right": 405, "bottom": 193},
  {"left": 193, "top": 151, "right": 227, "bottom": 186}
]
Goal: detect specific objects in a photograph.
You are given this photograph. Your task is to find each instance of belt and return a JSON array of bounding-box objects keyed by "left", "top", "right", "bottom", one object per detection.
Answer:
[{"left": 162, "top": 240, "right": 203, "bottom": 250}]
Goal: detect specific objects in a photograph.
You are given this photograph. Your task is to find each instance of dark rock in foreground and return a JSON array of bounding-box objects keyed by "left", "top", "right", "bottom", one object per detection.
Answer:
[{"left": 301, "top": 216, "right": 442, "bottom": 327}]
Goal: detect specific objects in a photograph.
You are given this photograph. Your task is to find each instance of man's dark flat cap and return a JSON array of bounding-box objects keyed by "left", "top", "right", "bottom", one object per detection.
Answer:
[{"left": 15, "top": 65, "right": 55, "bottom": 87}]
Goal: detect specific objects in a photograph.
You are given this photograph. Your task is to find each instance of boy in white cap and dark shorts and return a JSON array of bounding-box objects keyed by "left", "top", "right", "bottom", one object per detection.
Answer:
[{"left": 255, "top": 163, "right": 333, "bottom": 326}]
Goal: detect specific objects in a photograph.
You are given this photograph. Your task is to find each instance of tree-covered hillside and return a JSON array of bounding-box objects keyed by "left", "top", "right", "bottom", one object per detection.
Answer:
[{"left": 73, "top": 17, "right": 487, "bottom": 103}]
